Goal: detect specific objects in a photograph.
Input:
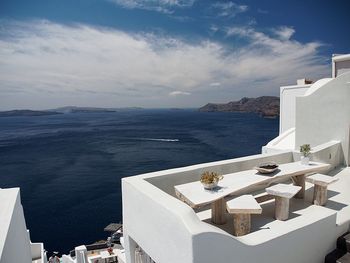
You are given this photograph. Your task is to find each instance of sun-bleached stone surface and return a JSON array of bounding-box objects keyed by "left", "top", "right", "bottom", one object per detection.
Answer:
[
  {"left": 265, "top": 184, "right": 301, "bottom": 199},
  {"left": 306, "top": 173, "right": 339, "bottom": 187},
  {"left": 226, "top": 195, "right": 262, "bottom": 214}
]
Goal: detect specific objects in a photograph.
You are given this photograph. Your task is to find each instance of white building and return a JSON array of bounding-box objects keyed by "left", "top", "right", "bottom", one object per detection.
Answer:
[
  {"left": 122, "top": 54, "right": 350, "bottom": 263},
  {"left": 0, "top": 188, "right": 47, "bottom": 263}
]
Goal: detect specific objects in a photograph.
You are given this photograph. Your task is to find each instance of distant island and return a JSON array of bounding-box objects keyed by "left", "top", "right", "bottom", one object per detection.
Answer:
[
  {"left": 0, "top": 106, "right": 143, "bottom": 117},
  {"left": 0, "top": 110, "right": 62, "bottom": 117},
  {"left": 50, "top": 106, "right": 118, "bottom": 114},
  {"left": 199, "top": 96, "right": 280, "bottom": 118}
]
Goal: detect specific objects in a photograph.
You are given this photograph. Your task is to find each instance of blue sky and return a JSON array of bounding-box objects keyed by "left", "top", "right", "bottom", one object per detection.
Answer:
[{"left": 0, "top": 0, "right": 349, "bottom": 109}]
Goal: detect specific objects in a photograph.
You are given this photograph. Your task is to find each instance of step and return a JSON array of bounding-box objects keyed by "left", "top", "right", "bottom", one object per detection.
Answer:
[
  {"left": 337, "top": 232, "right": 350, "bottom": 252},
  {"left": 344, "top": 233, "right": 350, "bottom": 252},
  {"left": 325, "top": 249, "right": 347, "bottom": 263},
  {"left": 337, "top": 253, "right": 350, "bottom": 263}
]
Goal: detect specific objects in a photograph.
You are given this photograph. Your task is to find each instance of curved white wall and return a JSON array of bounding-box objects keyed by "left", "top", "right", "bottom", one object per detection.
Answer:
[
  {"left": 122, "top": 152, "right": 294, "bottom": 263},
  {"left": 295, "top": 72, "right": 350, "bottom": 165},
  {"left": 122, "top": 178, "right": 196, "bottom": 263},
  {"left": 304, "top": 78, "right": 332, "bottom": 96},
  {"left": 192, "top": 212, "right": 344, "bottom": 263},
  {"left": 122, "top": 149, "right": 348, "bottom": 263}
]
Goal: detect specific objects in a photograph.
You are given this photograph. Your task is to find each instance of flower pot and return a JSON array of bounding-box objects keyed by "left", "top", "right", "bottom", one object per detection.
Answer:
[
  {"left": 301, "top": 156, "right": 310, "bottom": 165},
  {"left": 202, "top": 181, "right": 218, "bottom": 190}
]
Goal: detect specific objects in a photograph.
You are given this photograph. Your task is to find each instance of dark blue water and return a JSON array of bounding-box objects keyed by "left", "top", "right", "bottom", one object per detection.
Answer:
[{"left": 0, "top": 109, "right": 278, "bottom": 254}]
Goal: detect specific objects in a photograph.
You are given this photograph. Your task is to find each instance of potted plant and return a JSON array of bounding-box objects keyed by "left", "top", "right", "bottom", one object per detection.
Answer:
[
  {"left": 300, "top": 144, "right": 311, "bottom": 165},
  {"left": 200, "top": 171, "right": 223, "bottom": 190}
]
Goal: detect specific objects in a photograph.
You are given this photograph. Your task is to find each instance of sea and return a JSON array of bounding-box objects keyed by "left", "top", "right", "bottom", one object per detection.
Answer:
[{"left": 0, "top": 109, "right": 279, "bottom": 254}]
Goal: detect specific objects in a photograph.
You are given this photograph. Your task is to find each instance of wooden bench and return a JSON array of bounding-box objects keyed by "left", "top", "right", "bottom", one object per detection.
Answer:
[
  {"left": 306, "top": 173, "right": 339, "bottom": 206},
  {"left": 266, "top": 184, "right": 301, "bottom": 221},
  {"left": 226, "top": 195, "right": 262, "bottom": 236}
]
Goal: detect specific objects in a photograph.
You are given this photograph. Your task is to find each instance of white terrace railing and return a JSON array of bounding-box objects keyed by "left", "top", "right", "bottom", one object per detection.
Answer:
[
  {"left": 144, "top": 151, "right": 293, "bottom": 197},
  {"left": 143, "top": 140, "right": 341, "bottom": 197}
]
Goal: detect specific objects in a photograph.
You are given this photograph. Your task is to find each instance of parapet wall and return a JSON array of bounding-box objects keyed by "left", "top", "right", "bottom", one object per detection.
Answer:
[
  {"left": 122, "top": 151, "right": 294, "bottom": 263},
  {"left": 144, "top": 151, "right": 293, "bottom": 197},
  {"left": 122, "top": 148, "right": 348, "bottom": 263},
  {"left": 293, "top": 140, "right": 343, "bottom": 171}
]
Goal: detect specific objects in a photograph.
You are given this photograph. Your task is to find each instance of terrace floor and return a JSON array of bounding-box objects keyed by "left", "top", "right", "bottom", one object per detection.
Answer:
[{"left": 197, "top": 166, "right": 350, "bottom": 245}]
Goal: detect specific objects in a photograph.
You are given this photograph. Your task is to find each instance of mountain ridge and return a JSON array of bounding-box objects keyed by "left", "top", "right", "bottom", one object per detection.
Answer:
[
  {"left": 199, "top": 96, "right": 280, "bottom": 118},
  {"left": 0, "top": 107, "right": 144, "bottom": 117}
]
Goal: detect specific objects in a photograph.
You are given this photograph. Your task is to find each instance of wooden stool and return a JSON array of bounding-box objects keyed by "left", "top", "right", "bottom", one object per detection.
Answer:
[
  {"left": 306, "top": 173, "right": 339, "bottom": 206},
  {"left": 266, "top": 184, "right": 301, "bottom": 221},
  {"left": 226, "top": 195, "right": 262, "bottom": 236}
]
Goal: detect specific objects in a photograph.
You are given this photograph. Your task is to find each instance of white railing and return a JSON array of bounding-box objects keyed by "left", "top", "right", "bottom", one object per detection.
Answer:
[{"left": 144, "top": 151, "right": 294, "bottom": 196}]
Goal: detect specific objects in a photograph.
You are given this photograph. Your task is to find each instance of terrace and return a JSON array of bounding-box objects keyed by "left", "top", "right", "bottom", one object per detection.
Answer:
[
  {"left": 61, "top": 243, "right": 126, "bottom": 263},
  {"left": 123, "top": 142, "right": 348, "bottom": 261},
  {"left": 197, "top": 165, "right": 350, "bottom": 245},
  {"left": 121, "top": 60, "right": 350, "bottom": 263}
]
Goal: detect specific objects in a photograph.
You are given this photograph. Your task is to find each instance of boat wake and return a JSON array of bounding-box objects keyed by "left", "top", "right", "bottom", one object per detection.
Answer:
[{"left": 136, "top": 138, "right": 180, "bottom": 142}]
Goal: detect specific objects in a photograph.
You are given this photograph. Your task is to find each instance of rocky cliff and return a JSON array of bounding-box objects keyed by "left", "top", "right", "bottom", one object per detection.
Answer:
[{"left": 199, "top": 96, "right": 280, "bottom": 118}]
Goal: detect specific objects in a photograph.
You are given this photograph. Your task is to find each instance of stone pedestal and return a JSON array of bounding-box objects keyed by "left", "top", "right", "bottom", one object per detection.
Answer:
[
  {"left": 226, "top": 195, "right": 262, "bottom": 236},
  {"left": 266, "top": 184, "right": 302, "bottom": 221},
  {"left": 306, "top": 173, "right": 339, "bottom": 206},
  {"left": 292, "top": 174, "right": 305, "bottom": 199},
  {"left": 211, "top": 198, "right": 227, "bottom": 225}
]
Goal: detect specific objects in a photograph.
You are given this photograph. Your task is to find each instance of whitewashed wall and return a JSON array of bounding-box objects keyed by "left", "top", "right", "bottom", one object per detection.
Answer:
[
  {"left": 30, "top": 242, "right": 43, "bottom": 261},
  {"left": 192, "top": 212, "right": 346, "bottom": 263},
  {"left": 122, "top": 152, "right": 296, "bottom": 263},
  {"left": 295, "top": 72, "right": 350, "bottom": 165},
  {"left": 335, "top": 59, "right": 350, "bottom": 77},
  {"left": 279, "top": 84, "right": 310, "bottom": 134},
  {"left": 293, "top": 141, "right": 344, "bottom": 171},
  {"left": 145, "top": 152, "right": 293, "bottom": 196},
  {"left": 122, "top": 149, "right": 348, "bottom": 263},
  {"left": 0, "top": 189, "right": 32, "bottom": 263}
]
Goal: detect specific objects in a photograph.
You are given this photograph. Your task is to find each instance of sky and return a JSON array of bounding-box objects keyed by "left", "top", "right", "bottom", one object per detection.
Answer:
[{"left": 0, "top": 0, "right": 349, "bottom": 110}]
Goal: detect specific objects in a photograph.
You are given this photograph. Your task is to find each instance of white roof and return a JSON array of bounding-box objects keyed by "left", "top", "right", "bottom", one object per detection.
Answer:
[{"left": 332, "top": 53, "right": 350, "bottom": 62}]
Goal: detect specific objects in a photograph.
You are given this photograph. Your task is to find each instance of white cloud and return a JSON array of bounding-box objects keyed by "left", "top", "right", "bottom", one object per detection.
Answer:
[
  {"left": 273, "top": 26, "right": 295, "bottom": 41},
  {"left": 109, "top": 0, "right": 195, "bottom": 14},
  {"left": 212, "top": 1, "right": 248, "bottom": 17},
  {"left": 169, "top": 91, "right": 191, "bottom": 96},
  {"left": 0, "top": 20, "right": 329, "bottom": 110},
  {"left": 224, "top": 25, "right": 327, "bottom": 86},
  {"left": 209, "top": 24, "right": 219, "bottom": 33}
]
